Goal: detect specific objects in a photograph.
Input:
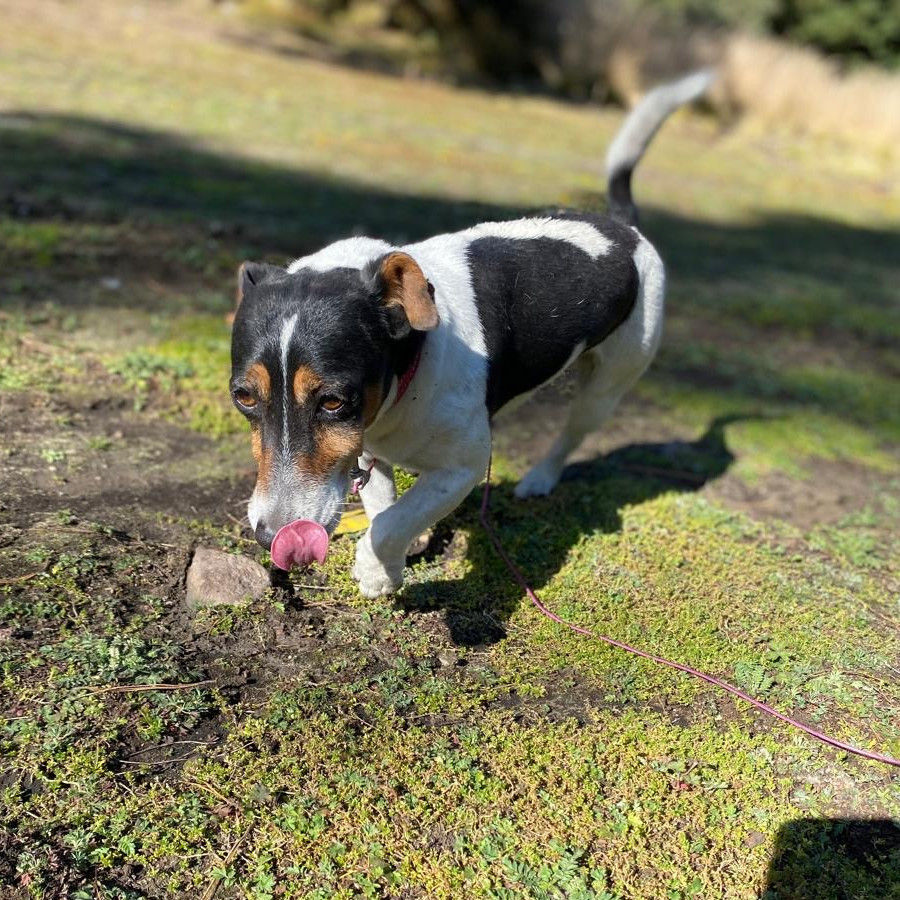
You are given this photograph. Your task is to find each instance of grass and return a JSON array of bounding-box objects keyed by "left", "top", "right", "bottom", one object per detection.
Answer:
[{"left": 1, "top": 1, "right": 899, "bottom": 898}]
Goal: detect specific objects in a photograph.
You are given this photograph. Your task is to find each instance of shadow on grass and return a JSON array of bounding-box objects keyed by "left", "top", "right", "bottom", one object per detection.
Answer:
[
  {"left": 400, "top": 415, "right": 742, "bottom": 645},
  {"left": 0, "top": 110, "right": 510, "bottom": 289},
  {"left": 762, "top": 818, "right": 900, "bottom": 900}
]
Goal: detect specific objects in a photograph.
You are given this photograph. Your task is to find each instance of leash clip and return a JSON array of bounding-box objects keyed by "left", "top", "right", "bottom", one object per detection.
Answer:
[{"left": 350, "top": 460, "right": 374, "bottom": 495}]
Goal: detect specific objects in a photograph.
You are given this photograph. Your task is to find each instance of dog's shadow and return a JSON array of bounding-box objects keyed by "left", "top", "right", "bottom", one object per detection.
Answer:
[{"left": 399, "top": 414, "right": 746, "bottom": 645}]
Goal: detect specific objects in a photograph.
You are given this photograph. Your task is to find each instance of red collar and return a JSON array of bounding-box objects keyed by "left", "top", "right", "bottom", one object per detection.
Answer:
[
  {"left": 393, "top": 346, "right": 421, "bottom": 406},
  {"left": 353, "top": 346, "right": 421, "bottom": 495}
]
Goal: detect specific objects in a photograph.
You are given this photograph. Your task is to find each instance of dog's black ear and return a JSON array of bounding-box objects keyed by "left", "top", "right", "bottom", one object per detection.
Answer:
[
  {"left": 236, "top": 261, "right": 283, "bottom": 307},
  {"left": 373, "top": 252, "right": 439, "bottom": 339}
]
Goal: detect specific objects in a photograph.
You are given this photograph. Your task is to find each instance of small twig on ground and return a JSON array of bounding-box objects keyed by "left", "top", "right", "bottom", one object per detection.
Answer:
[
  {"left": 801, "top": 668, "right": 897, "bottom": 689},
  {"left": 123, "top": 739, "right": 218, "bottom": 759},
  {"left": 185, "top": 779, "right": 241, "bottom": 812},
  {"left": 81, "top": 679, "right": 215, "bottom": 697},
  {"left": 0, "top": 572, "right": 41, "bottom": 585},
  {"left": 484, "top": 610, "right": 514, "bottom": 632},
  {"left": 840, "top": 669, "right": 898, "bottom": 688},
  {"left": 867, "top": 607, "right": 900, "bottom": 634},
  {"left": 201, "top": 827, "right": 252, "bottom": 900},
  {"left": 117, "top": 753, "right": 198, "bottom": 767}
]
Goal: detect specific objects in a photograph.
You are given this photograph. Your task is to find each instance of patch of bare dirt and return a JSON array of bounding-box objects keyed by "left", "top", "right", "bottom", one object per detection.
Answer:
[
  {"left": 705, "top": 459, "right": 890, "bottom": 530},
  {"left": 0, "top": 389, "right": 250, "bottom": 538}
]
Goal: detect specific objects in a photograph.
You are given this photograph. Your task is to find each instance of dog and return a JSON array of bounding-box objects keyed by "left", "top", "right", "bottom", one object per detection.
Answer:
[{"left": 230, "top": 71, "right": 711, "bottom": 598}]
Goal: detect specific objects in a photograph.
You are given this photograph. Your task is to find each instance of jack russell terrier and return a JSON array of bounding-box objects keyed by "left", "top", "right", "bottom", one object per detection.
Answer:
[{"left": 229, "top": 71, "right": 711, "bottom": 597}]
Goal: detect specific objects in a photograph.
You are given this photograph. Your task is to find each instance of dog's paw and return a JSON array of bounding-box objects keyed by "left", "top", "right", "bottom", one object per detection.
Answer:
[
  {"left": 514, "top": 461, "right": 562, "bottom": 498},
  {"left": 353, "top": 534, "right": 403, "bottom": 598}
]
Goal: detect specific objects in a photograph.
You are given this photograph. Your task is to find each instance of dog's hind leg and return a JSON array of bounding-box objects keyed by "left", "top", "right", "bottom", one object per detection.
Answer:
[
  {"left": 514, "top": 235, "right": 665, "bottom": 499},
  {"left": 513, "top": 350, "right": 650, "bottom": 498}
]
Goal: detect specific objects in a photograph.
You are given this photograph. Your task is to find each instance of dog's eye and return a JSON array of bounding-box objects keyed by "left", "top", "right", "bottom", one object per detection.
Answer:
[
  {"left": 232, "top": 389, "right": 257, "bottom": 410},
  {"left": 321, "top": 396, "right": 344, "bottom": 413}
]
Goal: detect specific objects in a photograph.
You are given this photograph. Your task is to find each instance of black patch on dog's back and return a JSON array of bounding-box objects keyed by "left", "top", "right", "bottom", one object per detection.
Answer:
[{"left": 468, "top": 215, "right": 640, "bottom": 414}]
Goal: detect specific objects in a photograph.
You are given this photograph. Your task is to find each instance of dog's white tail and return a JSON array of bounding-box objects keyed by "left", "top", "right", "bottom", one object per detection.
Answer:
[{"left": 605, "top": 70, "right": 714, "bottom": 225}]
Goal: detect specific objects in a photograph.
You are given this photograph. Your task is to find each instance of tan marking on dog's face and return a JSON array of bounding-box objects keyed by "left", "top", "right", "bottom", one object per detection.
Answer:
[
  {"left": 245, "top": 362, "right": 271, "bottom": 404},
  {"left": 295, "top": 424, "right": 362, "bottom": 480},
  {"left": 251, "top": 425, "right": 273, "bottom": 492},
  {"left": 293, "top": 365, "right": 323, "bottom": 406}
]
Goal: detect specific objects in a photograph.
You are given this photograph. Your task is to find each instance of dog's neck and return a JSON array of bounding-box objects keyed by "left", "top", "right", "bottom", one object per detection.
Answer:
[{"left": 384, "top": 330, "right": 425, "bottom": 407}]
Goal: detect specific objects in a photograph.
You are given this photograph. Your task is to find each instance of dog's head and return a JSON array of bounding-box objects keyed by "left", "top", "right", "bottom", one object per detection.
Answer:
[{"left": 230, "top": 252, "right": 439, "bottom": 550}]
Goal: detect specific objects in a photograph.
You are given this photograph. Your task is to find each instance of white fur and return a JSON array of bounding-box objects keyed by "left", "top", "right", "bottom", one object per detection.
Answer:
[
  {"left": 257, "top": 215, "right": 665, "bottom": 590},
  {"left": 605, "top": 70, "right": 713, "bottom": 180},
  {"left": 248, "top": 311, "right": 348, "bottom": 537},
  {"left": 348, "top": 227, "right": 494, "bottom": 596},
  {"left": 465, "top": 217, "right": 612, "bottom": 259},
  {"left": 287, "top": 237, "right": 391, "bottom": 274},
  {"left": 514, "top": 232, "right": 665, "bottom": 498},
  {"left": 279, "top": 314, "right": 297, "bottom": 459},
  {"left": 347, "top": 216, "right": 661, "bottom": 588}
]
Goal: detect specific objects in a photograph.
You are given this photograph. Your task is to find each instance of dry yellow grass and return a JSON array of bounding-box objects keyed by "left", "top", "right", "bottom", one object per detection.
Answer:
[
  {"left": 609, "top": 28, "right": 900, "bottom": 160},
  {"left": 717, "top": 33, "right": 900, "bottom": 156}
]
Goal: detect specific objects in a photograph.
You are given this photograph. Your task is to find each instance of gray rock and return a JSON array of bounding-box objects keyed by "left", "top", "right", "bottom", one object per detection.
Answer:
[{"left": 185, "top": 547, "right": 269, "bottom": 610}]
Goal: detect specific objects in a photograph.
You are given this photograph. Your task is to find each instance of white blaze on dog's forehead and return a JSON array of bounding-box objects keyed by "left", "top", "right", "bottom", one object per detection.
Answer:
[
  {"left": 465, "top": 217, "right": 612, "bottom": 259},
  {"left": 279, "top": 313, "right": 298, "bottom": 458},
  {"left": 287, "top": 237, "right": 393, "bottom": 274}
]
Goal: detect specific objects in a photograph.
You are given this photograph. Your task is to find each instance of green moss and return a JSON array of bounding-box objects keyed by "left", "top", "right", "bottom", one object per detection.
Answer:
[{"left": 100, "top": 314, "right": 239, "bottom": 435}]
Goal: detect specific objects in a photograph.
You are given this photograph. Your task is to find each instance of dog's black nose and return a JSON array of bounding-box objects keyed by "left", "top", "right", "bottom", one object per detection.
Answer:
[{"left": 255, "top": 521, "right": 275, "bottom": 550}]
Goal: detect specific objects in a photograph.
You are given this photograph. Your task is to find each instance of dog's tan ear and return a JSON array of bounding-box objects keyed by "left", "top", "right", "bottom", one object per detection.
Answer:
[{"left": 378, "top": 252, "right": 439, "bottom": 332}]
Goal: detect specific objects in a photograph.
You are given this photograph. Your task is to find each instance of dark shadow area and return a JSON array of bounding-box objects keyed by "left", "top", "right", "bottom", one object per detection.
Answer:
[
  {"left": 2, "top": 111, "right": 898, "bottom": 322},
  {"left": 762, "top": 818, "right": 900, "bottom": 900},
  {"left": 400, "top": 415, "right": 743, "bottom": 645},
  {"left": 0, "top": 110, "right": 512, "bottom": 299},
  {"left": 573, "top": 192, "right": 900, "bottom": 351}
]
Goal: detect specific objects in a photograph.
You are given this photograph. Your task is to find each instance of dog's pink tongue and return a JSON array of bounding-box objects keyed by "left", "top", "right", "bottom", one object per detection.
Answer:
[{"left": 270, "top": 520, "right": 329, "bottom": 571}]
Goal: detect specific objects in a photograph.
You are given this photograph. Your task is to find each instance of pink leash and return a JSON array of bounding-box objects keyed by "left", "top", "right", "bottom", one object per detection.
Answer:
[{"left": 479, "top": 458, "right": 900, "bottom": 768}]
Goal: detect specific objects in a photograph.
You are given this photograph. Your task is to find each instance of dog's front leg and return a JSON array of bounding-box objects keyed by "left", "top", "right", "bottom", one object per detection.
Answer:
[
  {"left": 353, "top": 463, "right": 485, "bottom": 598},
  {"left": 358, "top": 457, "right": 397, "bottom": 522}
]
